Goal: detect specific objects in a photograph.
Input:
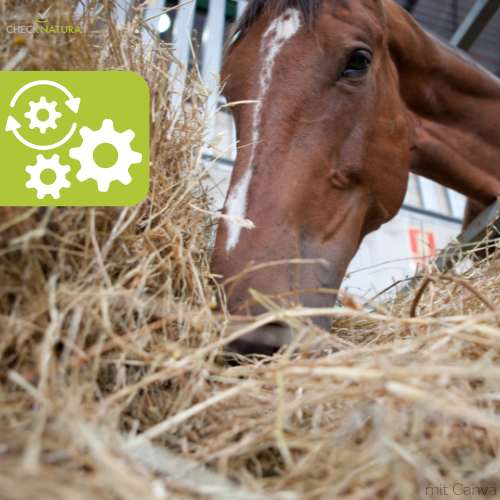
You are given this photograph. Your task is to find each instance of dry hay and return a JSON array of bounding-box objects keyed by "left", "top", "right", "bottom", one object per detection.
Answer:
[{"left": 2, "top": 2, "right": 500, "bottom": 500}]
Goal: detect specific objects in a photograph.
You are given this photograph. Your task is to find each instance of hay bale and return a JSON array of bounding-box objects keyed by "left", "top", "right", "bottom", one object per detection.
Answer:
[{"left": 2, "top": 2, "right": 500, "bottom": 499}]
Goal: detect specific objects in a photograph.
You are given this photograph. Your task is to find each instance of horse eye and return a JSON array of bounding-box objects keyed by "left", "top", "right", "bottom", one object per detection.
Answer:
[{"left": 343, "top": 51, "right": 372, "bottom": 76}]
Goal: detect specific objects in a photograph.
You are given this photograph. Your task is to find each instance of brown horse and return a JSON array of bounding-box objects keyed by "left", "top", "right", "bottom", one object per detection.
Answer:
[{"left": 211, "top": 0, "right": 500, "bottom": 355}]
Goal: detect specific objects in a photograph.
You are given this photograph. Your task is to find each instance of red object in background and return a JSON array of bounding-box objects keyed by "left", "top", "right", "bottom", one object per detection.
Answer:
[{"left": 407, "top": 227, "right": 437, "bottom": 265}]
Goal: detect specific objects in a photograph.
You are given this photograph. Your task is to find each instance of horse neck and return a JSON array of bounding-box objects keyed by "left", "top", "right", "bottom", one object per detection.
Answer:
[{"left": 387, "top": 1, "right": 500, "bottom": 209}]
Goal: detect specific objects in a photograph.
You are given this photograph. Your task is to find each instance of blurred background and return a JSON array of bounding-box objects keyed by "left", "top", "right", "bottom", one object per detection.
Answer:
[{"left": 101, "top": 0, "right": 500, "bottom": 299}]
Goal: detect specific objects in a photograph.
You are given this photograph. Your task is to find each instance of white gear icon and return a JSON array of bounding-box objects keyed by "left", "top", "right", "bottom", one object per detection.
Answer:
[
  {"left": 26, "top": 154, "right": 71, "bottom": 199},
  {"left": 24, "top": 96, "right": 62, "bottom": 134},
  {"left": 69, "top": 119, "right": 142, "bottom": 192}
]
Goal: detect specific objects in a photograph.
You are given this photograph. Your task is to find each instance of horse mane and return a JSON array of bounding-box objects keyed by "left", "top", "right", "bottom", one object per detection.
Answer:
[
  {"left": 224, "top": 0, "right": 330, "bottom": 56},
  {"left": 236, "top": 0, "right": 322, "bottom": 34}
]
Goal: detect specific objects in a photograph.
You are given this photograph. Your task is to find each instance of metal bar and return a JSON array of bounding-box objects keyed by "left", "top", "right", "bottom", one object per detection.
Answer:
[
  {"left": 455, "top": 199, "right": 500, "bottom": 246},
  {"left": 429, "top": 199, "right": 500, "bottom": 271},
  {"left": 401, "top": 204, "right": 463, "bottom": 225},
  {"left": 450, "top": 0, "right": 500, "bottom": 51}
]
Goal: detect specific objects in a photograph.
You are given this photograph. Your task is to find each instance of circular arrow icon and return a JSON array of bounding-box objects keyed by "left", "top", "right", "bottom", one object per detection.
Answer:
[{"left": 5, "top": 80, "right": 81, "bottom": 151}]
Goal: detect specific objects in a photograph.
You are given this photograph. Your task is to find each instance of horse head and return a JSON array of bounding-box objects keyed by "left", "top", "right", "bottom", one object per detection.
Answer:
[
  {"left": 211, "top": 0, "right": 409, "bottom": 354},
  {"left": 210, "top": 0, "right": 500, "bottom": 354}
]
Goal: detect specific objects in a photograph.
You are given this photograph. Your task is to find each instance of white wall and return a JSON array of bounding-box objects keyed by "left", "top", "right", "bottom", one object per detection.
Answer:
[{"left": 343, "top": 208, "right": 462, "bottom": 300}]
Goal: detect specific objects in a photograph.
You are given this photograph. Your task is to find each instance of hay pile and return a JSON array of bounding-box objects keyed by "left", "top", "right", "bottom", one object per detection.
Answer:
[{"left": 2, "top": 2, "right": 500, "bottom": 499}]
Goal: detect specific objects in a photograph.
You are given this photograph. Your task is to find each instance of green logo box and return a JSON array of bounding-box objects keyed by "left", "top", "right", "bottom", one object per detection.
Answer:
[{"left": 1, "top": 71, "right": 149, "bottom": 206}]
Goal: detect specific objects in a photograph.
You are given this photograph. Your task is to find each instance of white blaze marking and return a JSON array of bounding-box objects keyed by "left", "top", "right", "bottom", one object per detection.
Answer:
[{"left": 225, "top": 8, "right": 302, "bottom": 252}]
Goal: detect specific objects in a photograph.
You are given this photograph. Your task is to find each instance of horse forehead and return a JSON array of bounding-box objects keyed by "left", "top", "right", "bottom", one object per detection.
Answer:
[
  {"left": 262, "top": 8, "right": 301, "bottom": 41},
  {"left": 252, "top": 1, "right": 383, "bottom": 50},
  {"left": 221, "top": 0, "right": 386, "bottom": 85}
]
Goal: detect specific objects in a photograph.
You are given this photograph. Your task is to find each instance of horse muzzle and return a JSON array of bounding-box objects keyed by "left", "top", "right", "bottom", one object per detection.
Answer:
[
  {"left": 226, "top": 321, "right": 294, "bottom": 356},
  {"left": 224, "top": 316, "right": 333, "bottom": 357}
]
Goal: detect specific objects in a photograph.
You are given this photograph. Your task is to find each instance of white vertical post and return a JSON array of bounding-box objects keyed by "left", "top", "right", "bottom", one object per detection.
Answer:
[
  {"left": 224, "top": 0, "right": 246, "bottom": 162},
  {"left": 142, "top": 1, "right": 163, "bottom": 45},
  {"left": 172, "top": 0, "right": 197, "bottom": 67},
  {"left": 447, "top": 189, "right": 467, "bottom": 219},
  {"left": 114, "top": 0, "right": 129, "bottom": 27},
  {"left": 201, "top": 0, "right": 227, "bottom": 153},
  {"left": 236, "top": 0, "right": 247, "bottom": 18},
  {"left": 202, "top": 0, "right": 227, "bottom": 115},
  {"left": 74, "top": 0, "right": 86, "bottom": 18},
  {"left": 418, "top": 177, "right": 441, "bottom": 213},
  {"left": 169, "top": 0, "right": 196, "bottom": 111}
]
